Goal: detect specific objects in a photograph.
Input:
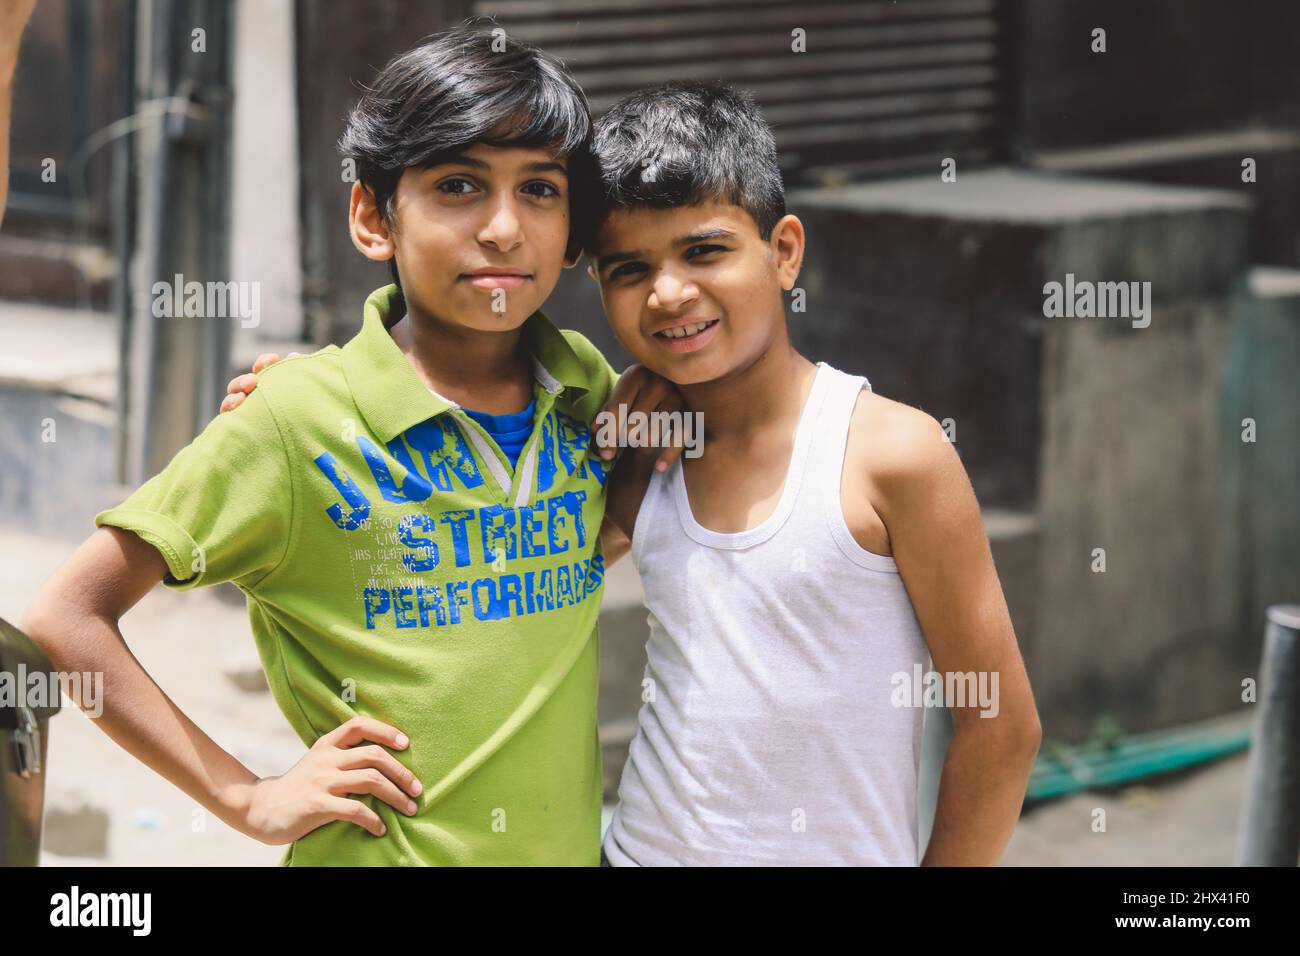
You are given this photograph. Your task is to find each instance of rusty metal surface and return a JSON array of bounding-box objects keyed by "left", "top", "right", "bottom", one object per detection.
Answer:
[{"left": 1, "top": 616, "right": 60, "bottom": 866}]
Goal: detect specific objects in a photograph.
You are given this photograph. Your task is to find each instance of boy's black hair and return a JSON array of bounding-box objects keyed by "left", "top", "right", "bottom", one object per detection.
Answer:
[
  {"left": 585, "top": 81, "right": 786, "bottom": 249},
  {"left": 339, "top": 19, "right": 595, "bottom": 286}
]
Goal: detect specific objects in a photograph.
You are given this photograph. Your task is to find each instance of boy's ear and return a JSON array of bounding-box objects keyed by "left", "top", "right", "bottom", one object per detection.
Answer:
[
  {"left": 562, "top": 239, "right": 583, "bottom": 270},
  {"left": 350, "top": 181, "right": 396, "bottom": 263},
  {"left": 770, "top": 214, "right": 805, "bottom": 291}
]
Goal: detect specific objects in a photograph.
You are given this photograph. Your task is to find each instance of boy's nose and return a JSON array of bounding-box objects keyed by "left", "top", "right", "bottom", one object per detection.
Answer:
[
  {"left": 477, "top": 199, "right": 524, "bottom": 252},
  {"left": 648, "top": 273, "right": 699, "bottom": 311}
]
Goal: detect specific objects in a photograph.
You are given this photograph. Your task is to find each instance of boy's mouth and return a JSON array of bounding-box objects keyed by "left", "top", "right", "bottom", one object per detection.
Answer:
[
  {"left": 462, "top": 269, "right": 532, "bottom": 291},
  {"left": 651, "top": 317, "right": 720, "bottom": 353}
]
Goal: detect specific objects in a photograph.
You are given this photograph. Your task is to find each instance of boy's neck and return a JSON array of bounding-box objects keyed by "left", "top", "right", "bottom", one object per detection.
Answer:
[
  {"left": 387, "top": 302, "right": 534, "bottom": 413},
  {"left": 680, "top": 331, "right": 817, "bottom": 445}
]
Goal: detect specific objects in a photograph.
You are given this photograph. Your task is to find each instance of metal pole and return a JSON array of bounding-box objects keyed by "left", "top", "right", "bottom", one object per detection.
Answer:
[
  {"left": 112, "top": 0, "right": 139, "bottom": 486},
  {"left": 1238, "top": 604, "right": 1300, "bottom": 866},
  {"left": 124, "top": 0, "right": 234, "bottom": 484}
]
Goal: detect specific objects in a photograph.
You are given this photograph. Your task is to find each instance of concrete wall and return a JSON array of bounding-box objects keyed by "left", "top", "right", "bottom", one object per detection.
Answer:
[
  {"left": 1222, "top": 269, "right": 1300, "bottom": 661},
  {"left": 1035, "top": 302, "right": 1244, "bottom": 737}
]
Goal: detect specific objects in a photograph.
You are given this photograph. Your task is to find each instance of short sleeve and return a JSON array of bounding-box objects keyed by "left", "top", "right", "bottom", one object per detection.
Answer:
[{"left": 94, "top": 387, "right": 293, "bottom": 592}]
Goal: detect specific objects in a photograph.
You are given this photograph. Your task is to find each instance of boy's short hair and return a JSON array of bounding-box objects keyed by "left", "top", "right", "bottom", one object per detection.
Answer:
[
  {"left": 339, "top": 20, "right": 595, "bottom": 280},
  {"left": 586, "top": 81, "right": 786, "bottom": 249}
]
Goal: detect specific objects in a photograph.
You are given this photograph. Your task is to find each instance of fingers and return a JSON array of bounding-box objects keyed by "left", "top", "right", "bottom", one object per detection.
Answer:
[
  {"left": 227, "top": 372, "right": 258, "bottom": 395},
  {"left": 219, "top": 373, "right": 256, "bottom": 415},
  {"left": 592, "top": 366, "right": 647, "bottom": 461},
  {"left": 321, "top": 714, "right": 410, "bottom": 752},
  {"left": 652, "top": 440, "right": 687, "bottom": 473},
  {"left": 598, "top": 366, "right": 696, "bottom": 470},
  {"left": 251, "top": 352, "right": 282, "bottom": 374},
  {"left": 636, "top": 374, "right": 681, "bottom": 418},
  {"left": 306, "top": 716, "right": 419, "bottom": 838},
  {"left": 331, "top": 768, "right": 419, "bottom": 817},
  {"left": 220, "top": 351, "right": 304, "bottom": 414},
  {"left": 321, "top": 795, "right": 387, "bottom": 837},
  {"left": 643, "top": 377, "right": 689, "bottom": 471},
  {"left": 335, "top": 743, "right": 423, "bottom": 799}
]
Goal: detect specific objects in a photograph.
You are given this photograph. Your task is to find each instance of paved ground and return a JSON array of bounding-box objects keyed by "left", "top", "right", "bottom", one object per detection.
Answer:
[
  {"left": 1, "top": 523, "right": 1253, "bottom": 867},
  {"left": 1006, "top": 753, "right": 1248, "bottom": 866}
]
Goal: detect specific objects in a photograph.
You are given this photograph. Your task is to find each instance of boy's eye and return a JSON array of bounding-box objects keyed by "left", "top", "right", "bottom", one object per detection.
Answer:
[
  {"left": 522, "top": 181, "right": 562, "bottom": 198},
  {"left": 686, "top": 243, "right": 726, "bottom": 258},
  {"left": 437, "top": 177, "right": 478, "bottom": 196},
  {"left": 608, "top": 262, "right": 647, "bottom": 281}
]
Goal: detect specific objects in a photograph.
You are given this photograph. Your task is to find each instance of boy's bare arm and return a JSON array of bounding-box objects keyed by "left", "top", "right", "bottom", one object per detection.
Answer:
[
  {"left": 598, "top": 515, "right": 631, "bottom": 568},
  {"left": 863, "top": 400, "right": 1042, "bottom": 866},
  {"left": 597, "top": 426, "right": 661, "bottom": 568},
  {"left": 594, "top": 363, "right": 683, "bottom": 566},
  {"left": 21, "top": 526, "right": 423, "bottom": 845}
]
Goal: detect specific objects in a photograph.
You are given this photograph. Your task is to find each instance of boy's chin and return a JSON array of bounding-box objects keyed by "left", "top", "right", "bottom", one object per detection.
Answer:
[
  {"left": 446, "top": 305, "right": 537, "bottom": 333},
  {"left": 637, "top": 354, "right": 729, "bottom": 387},
  {"left": 466, "top": 311, "right": 533, "bottom": 330}
]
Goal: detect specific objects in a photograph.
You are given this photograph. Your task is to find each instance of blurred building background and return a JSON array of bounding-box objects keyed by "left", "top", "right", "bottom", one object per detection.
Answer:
[{"left": 1, "top": 0, "right": 1298, "bottom": 863}]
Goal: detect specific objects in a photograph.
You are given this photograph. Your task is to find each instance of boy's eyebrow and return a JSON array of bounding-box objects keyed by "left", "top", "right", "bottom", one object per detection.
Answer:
[
  {"left": 596, "top": 228, "right": 738, "bottom": 272},
  {"left": 526, "top": 161, "right": 569, "bottom": 177},
  {"left": 679, "top": 228, "right": 737, "bottom": 245},
  {"left": 430, "top": 154, "right": 568, "bottom": 177}
]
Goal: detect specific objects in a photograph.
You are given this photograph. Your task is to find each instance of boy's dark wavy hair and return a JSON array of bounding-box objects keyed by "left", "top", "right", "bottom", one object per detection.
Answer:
[
  {"left": 585, "top": 81, "right": 786, "bottom": 250},
  {"left": 338, "top": 19, "right": 596, "bottom": 289}
]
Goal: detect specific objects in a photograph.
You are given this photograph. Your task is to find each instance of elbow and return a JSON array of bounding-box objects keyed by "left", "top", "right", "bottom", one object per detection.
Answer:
[
  {"left": 958, "top": 703, "right": 1042, "bottom": 761},
  {"left": 18, "top": 600, "right": 47, "bottom": 642},
  {"left": 1000, "top": 687, "right": 1043, "bottom": 759},
  {"left": 1007, "top": 699, "right": 1044, "bottom": 764},
  {"left": 18, "top": 594, "right": 91, "bottom": 668},
  {"left": 1020, "top": 713, "right": 1044, "bottom": 759},
  {"left": 18, "top": 599, "right": 62, "bottom": 657}
]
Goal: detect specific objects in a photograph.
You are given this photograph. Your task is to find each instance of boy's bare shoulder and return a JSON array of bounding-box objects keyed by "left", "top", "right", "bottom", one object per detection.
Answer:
[{"left": 846, "top": 386, "right": 960, "bottom": 497}]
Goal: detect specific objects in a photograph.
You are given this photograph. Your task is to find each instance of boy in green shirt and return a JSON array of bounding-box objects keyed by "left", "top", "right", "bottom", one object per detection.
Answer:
[{"left": 21, "top": 26, "right": 679, "bottom": 866}]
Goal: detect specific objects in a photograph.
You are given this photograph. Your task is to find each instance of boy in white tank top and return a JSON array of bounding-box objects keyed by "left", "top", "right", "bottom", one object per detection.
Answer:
[{"left": 583, "top": 83, "right": 1043, "bottom": 866}]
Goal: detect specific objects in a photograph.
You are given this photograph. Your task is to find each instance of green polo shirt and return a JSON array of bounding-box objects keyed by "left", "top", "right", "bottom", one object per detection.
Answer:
[{"left": 96, "top": 285, "right": 618, "bottom": 865}]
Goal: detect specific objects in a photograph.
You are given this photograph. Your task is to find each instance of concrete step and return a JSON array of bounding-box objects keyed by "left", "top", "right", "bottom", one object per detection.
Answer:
[
  {"left": 1030, "top": 127, "right": 1300, "bottom": 268},
  {"left": 0, "top": 299, "right": 315, "bottom": 541},
  {"left": 0, "top": 302, "right": 124, "bottom": 541},
  {"left": 0, "top": 301, "right": 116, "bottom": 403}
]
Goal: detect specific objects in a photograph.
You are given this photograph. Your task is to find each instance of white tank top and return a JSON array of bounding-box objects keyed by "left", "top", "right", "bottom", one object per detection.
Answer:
[{"left": 602, "top": 362, "right": 931, "bottom": 866}]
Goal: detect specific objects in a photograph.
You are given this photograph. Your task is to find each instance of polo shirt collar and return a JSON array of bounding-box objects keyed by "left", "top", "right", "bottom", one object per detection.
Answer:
[{"left": 341, "top": 284, "right": 595, "bottom": 444}]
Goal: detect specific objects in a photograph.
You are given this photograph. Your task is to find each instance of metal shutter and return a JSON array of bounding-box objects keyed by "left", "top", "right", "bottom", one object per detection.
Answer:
[{"left": 474, "top": 0, "right": 1013, "bottom": 184}]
